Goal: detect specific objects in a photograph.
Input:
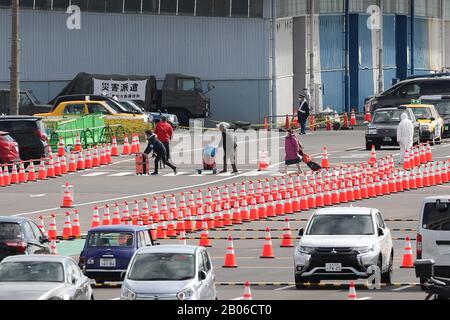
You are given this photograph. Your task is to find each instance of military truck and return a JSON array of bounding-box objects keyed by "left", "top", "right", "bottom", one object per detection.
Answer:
[
  {"left": 0, "top": 89, "right": 52, "bottom": 115},
  {"left": 50, "top": 72, "right": 213, "bottom": 126}
]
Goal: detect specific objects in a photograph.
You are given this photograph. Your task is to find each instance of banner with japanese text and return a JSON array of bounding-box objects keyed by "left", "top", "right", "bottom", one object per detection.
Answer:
[{"left": 93, "top": 79, "right": 147, "bottom": 100}]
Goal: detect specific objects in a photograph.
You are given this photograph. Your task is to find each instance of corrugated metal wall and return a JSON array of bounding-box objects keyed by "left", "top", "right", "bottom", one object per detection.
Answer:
[
  {"left": 275, "top": 18, "right": 294, "bottom": 116},
  {"left": 383, "top": 15, "right": 397, "bottom": 89},
  {"left": 358, "top": 14, "right": 374, "bottom": 111}
]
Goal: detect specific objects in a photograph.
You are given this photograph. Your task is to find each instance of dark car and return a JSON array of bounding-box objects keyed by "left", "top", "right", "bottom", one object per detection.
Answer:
[
  {"left": 420, "top": 95, "right": 450, "bottom": 138},
  {"left": 0, "top": 131, "right": 20, "bottom": 164},
  {"left": 365, "top": 107, "right": 420, "bottom": 150},
  {"left": 0, "top": 89, "right": 52, "bottom": 115},
  {"left": 0, "top": 217, "right": 51, "bottom": 262},
  {"left": 79, "top": 225, "right": 154, "bottom": 283},
  {"left": 366, "top": 74, "right": 450, "bottom": 112},
  {"left": 0, "top": 116, "right": 49, "bottom": 162}
]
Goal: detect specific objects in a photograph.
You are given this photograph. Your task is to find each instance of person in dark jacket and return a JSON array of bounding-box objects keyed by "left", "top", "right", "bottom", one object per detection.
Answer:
[
  {"left": 217, "top": 122, "right": 238, "bottom": 174},
  {"left": 297, "top": 94, "right": 310, "bottom": 135},
  {"left": 144, "top": 130, "right": 177, "bottom": 175}
]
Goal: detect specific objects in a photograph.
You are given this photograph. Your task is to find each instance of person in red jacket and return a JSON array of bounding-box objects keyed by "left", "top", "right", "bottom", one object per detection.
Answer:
[{"left": 154, "top": 116, "right": 174, "bottom": 159}]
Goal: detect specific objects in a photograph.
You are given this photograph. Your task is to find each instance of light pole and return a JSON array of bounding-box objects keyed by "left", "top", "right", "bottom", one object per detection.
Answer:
[
  {"left": 309, "top": 0, "right": 315, "bottom": 114},
  {"left": 9, "top": 0, "right": 20, "bottom": 115},
  {"left": 271, "top": 0, "right": 277, "bottom": 124}
]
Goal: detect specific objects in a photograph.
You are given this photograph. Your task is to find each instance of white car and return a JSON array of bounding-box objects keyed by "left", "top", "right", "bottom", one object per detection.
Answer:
[
  {"left": 417, "top": 196, "right": 450, "bottom": 282},
  {"left": 294, "top": 207, "right": 394, "bottom": 288},
  {"left": 121, "top": 245, "right": 217, "bottom": 300}
]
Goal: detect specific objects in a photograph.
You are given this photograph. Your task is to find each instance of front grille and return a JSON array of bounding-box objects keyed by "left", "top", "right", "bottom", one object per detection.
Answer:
[
  {"left": 306, "top": 251, "right": 366, "bottom": 274},
  {"left": 377, "top": 129, "right": 396, "bottom": 135},
  {"left": 135, "top": 293, "right": 177, "bottom": 300},
  {"left": 316, "top": 247, "right": 353, "bottom": 254}
]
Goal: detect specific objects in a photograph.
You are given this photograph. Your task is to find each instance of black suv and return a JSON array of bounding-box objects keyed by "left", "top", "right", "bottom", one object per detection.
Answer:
[
  {"left": 366, "top": 74, "right": 450, "bottom": 112},
  {"left": 0, "top": 116, "right": 48, "bottom": 161},
  {"left": 0, "top": 217, "right": 50, "bottom": 262}
]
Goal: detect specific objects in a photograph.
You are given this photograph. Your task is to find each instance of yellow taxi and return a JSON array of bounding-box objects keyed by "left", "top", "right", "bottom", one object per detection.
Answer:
[
  {"left": 401, "top": 103, "right": 444, "bottom": 144},
  {"left": 34, "top": 100, "right": 148, "bottom": 122}
]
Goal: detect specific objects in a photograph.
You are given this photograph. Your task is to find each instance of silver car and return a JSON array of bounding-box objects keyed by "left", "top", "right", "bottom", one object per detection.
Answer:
[
  {"left": 121, "top": 245, "right": 217, "bottom": 300},
  {"left": 0, "top": 255, "right": 93, "bottom": 300}
]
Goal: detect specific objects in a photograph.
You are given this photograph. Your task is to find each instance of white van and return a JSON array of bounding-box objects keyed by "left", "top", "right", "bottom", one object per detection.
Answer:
[{"left": 417, "top": 196, "right": 450, "bottom": 282}]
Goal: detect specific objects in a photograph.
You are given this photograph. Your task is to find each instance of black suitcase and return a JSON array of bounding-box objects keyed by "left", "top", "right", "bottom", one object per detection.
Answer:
[{"left": 306, "top": 161, "right": 322, "bottom": 172}]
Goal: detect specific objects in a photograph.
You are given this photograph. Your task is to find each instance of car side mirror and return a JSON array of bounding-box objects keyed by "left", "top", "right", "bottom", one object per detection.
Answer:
[
  {"left": 378, "top": 227, "right": 384, "bottom": 237},
  {"left": 120, "top": 271, "right": 126, "bottom": 280},
  {"left": 198, "top": 270, "right": 207, "bottom": 281},
  {"left": 298, "top": 228, "right": 304, "bottom": 237}
]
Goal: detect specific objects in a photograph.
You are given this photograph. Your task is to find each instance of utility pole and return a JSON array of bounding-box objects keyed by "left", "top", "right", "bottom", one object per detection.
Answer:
[
  {"left": 377, "top": 0, "right": 384, "bottom": 94},
  {"left": 344, "top": 0, "right": 350, "bottom": 113},
  {"left": 271, "top": 0, "right": 277, "bottom": 123},
  {"left": 410, "top": 0, "right": 415, "bottom": 75},
  {"left": 10, "top": 0, "right": 20, "bottom": 115},
  {"left": 309, "top": 0, "right": 315, "bottom": 114}
]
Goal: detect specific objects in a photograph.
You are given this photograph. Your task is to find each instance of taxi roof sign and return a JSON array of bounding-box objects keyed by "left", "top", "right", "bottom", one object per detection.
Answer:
[{"left": 411, "top": 99, "right": 422, "bottom": 104}]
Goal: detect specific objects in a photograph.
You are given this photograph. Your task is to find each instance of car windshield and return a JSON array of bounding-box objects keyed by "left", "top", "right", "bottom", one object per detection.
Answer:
[
  {"left": 422, "top": 202, "right": 450, "bottom": 231},
  {"left": 87, "top": 232, "right": 134, "bottom": 247},
  {"left": 0, "top": 261, "right": 64, "bottom": 282},
  {"left": 27, "top": 91, "right": 40, "bottom": 104},
  {"left": 411, "top": 107, "right": 433, "bottom": 120},
  {"left": 127, "top": 253, "right": 195, "bottom": 281},
  {"left": 121, "top": 101, "right": 143, "bottom": 113},
  {"left": 422, "top": 100, "right": 450, "bottom": 116},
  {"left": 373, "top": 110, "right": 410, "bottom": 123},
  {"left": 307, "top": 215, "right": 374, "bottom": 235},
  {"left": 102, "top": 100, "right": 128, "bottom": 113},
  {"left": 0, "top": 222, "right": 22, "bottom": 240}
]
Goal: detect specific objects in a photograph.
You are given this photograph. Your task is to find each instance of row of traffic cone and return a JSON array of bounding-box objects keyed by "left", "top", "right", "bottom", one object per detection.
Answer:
[{"left": 41, "top": 210, "right": 82, "bottom": 241}]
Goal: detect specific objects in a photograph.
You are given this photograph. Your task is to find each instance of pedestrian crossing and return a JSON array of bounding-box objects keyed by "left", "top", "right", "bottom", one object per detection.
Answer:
[{"left": 80, "top": 170, "right": 298, "bottom": 178}]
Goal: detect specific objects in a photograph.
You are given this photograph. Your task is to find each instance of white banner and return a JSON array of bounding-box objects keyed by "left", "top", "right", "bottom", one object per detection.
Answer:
[{"left": 93, "top": 79, "right": 147, "bottom": 101}]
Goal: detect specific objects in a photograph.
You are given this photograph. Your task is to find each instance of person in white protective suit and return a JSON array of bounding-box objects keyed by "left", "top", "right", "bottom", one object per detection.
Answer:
[{"left": 396, "top": 113, "right": 414, "bottom": 164}]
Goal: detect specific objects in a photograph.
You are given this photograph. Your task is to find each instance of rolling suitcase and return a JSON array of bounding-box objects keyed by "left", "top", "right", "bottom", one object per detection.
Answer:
[
  {"left": 136, "top": 153, "right": 150, "bottom": 175},
  {"left": 302, "top": 152, "right": 322, "bottom": 172}
]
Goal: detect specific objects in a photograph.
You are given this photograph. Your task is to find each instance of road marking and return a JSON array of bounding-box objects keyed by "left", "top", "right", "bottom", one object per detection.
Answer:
[
  {"left": 232, "top": 297, "right": 244, "bottom": 300},
  {"left": 163, "top": 172, "right": 189, "bottom": 177},
  {"left": 29, "top": 194, "right": 46, "bottom": 198},
  {"left": 392, "top": 285, "right": 415, "bottom": 292},
  {"left": 81, "top": 172, "right": 109, "bottom": 177},
  {"left": 274, "top": 285, "right": 295, "bottom": 291},
  {"left": 108, "top": 172, "right": 134, "bottom": 177},
  {"left": 357, "top": 297, "right": 372, "bottom": 300},
  {"left": 109, "top": 297, "right": 120, "bottom": 300}
]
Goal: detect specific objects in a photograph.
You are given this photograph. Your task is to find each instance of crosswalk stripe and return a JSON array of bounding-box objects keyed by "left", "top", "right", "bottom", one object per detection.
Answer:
[
  {"left": 81, "top": 172, "right": 109, "bottom": 177},
  {"left": 78, "top": 170, "right": 294, "bottom": 178},
  {"left": 163, "top": 172, "right": 189, "bottom": 176},
  {"left": 108, "top": 172, "right": 135, "bottom": 177}
]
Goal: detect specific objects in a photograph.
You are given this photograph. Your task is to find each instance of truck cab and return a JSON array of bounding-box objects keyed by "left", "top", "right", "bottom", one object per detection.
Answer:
[
  {"left": 160, "top": 74, "right": 211, "bottom": 126},
  {"left": 0, "top": 89, "right": 52, "bottom": 115}
]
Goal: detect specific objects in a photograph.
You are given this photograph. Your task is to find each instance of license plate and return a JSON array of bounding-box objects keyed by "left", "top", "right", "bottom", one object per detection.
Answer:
[
  {"left": 383, "top": 137, "right": 392, "bottom": 142},
  {"left": 100, "top": 258, "right": 116, "bottom": 267},
  {"left": 325, "top": 263, "right": 342, "bottom": 272}
]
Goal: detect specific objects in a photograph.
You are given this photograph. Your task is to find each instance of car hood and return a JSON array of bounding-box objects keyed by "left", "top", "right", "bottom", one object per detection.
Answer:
[
  {"left": 368, "top": 123, "right": 399, "bottom": 129},
  {"left": 299, "top": 235, "right": 376, "bottom": 248},
  {"left": 0, "top": 282, "right": 65, "bottom": 300},
  {"left": 125, "top": 279, "right": 194, "bottom": 295}
]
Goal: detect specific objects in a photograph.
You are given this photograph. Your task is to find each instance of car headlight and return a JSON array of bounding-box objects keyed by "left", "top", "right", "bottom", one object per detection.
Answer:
[
  {"left": 420, "top": 124, "right": 431, "bottom": 131},
  {"left": 354, "top": 246, "right": 374, "bottom": 254},
  {"left": 298, "top": 246, "right": 314, "bottom": 254},
  {"left": 367, "top": 128, "right": 377, "bottom": 135},
  {"left": 177, "top": 287, "right": 195, "bottom": 300},
  {"left": 120, "top": 287, "right": 136, "bottom": 300}
]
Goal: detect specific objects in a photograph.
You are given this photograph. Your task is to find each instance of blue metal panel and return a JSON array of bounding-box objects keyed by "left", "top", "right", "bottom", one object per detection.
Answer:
[
  {"left": 413, "top": 17, "right": 430, "bottom": 71},
  {"left": 383, "top": 15, "right": 396, "bottom": 67},
  {"left": 349, "top": 14, "right": 359, "bottom": 111},
  {"left": 383, "top": 68, "right": 397, "bottom": 90},
  {"left": 319, "top": 15, "right": 344, "bottom": 70},
  {"left": 358, "top": 69, "right": 374, "bottom": 111},
  {"left": 358, "top": 14, "right": 373, "bottom": 69},
  {"left": 396, "top": 15, "right": 408, "bottom": 80},
  {"left": 321, "top": 71, "right": 345, "bottom": 113}
]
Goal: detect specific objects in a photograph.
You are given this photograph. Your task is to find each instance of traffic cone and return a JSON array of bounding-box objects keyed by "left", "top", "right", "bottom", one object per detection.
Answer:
[
  {"left": 414, "top": 147, "right": 420, "bottom": 167},
  {"left": 18, "top": 162, "right": 27, "bottom": 183},
  {"left": 264, "top": 116, "right": 269, "bottom": 130},
  {"left": 343, "top": 113, "right": 349, "bottom": 129},
  {"left": 50, "top": 240, "right": 58, "bottom": 255},
  {"left": 111, "top": 136, "right": 119, "bottom": 156},
  {"left": 326, "top": 116, "right": 332, "bottom": 131},
  {"left": 9, "top": 163, "right": 18, "bottom": 184},
  {"left": 112, "top": 203, "right": 121, "bottom": 225},
  {"left": 68, "top": 153, "right": 77, "bottom": 172},
  {"left": 92, "top": 147, "right": 100, "bottom": 167},
  {"left": 0, "top": 166, "right": 4, "bottom": 187},
  {"left": 242, "top": 281, "right": 252, "bottom": 300},
  {"left": 280, "top": 219, "right": 294, "bottom": 247},
  {"left": 195, "top": 206, "right": 204, "bottom": 230},
  {"left": 62, "top": 212, "right": 72, "bottom": 240},
  {"left": 213, "top": 205, "right": 224, "bottom": 229},
  {"left": 368, "top": 145, "right": 377, "bottom": 165},
  {"left": 46, "top": 155, "right": 55, "bottom": 178},
  {"left": 260, "top": 227, "right": 275, "bottom": 258},
  {"left": 74, "top": 134, "right": 82, "bottom": 152},
  {"left": 442, "top": 161, "right": 449, "bottom": 183},
  {"left": 72, "top": 210, "right": 81, "bottom": 239},
  {"left": 122, "top": 201, "right": 131, "bottom": 225},
  {"left": 122, "top": 135, "right": 131, "bottom": 155},
  {"left": 101, "top": 205, "right": 111, "bottom": 225},
  {"left": 106, "top": 145, "right": 113, "bottom": 164},
  {"left": 321, "top": 146, "right": 330, "bottom": 168},
  {"left": 350, "top": 109, "right": 357, "bottom": 126},
  {"left": 266, "top": 193, "right": 276, "bottom": 218},
  {"left": 61, "top": 182, "right": 74, "bottom": 208},
  {"left": 426, "top": 143, "right": 433, "bottom": 162},
  {"left": 400, "top": 236, "right": 414, "bottom": 268},
  {"left": 285, "top": 114, "right": 290, "bottom": 129},
  {"left": 223, "top": 202, "right": 233, "bottom": 226},
  {"left": 2, "top": 164, "right": 10, "bottom": 186},
  {"left": 199, "top": 221, "right": 212, "bottom": 247},
  {"left": 347, "top": 282, "right": 357, "bottom": 300},
  {"left": 364, "top": 110, "right": 372, "bottom": 122},
  {"left": 420, "top": 144, "right": 427, "bottom": 164},
  {"left": 130, "top": 134, "right": 138, "bottom": 154},
  {"left": 403, "top": 150, "right": 411, "bottom": 170},
  {"left": 223, "top": 236, "right": 238, "bottom": 268},
  {"left": 232, "top": 201, "right": 242, "bottom": 224},
  {"left": 315, "top": 184, "right": 325, "bottom": 207},
  {"left": 53, "top": 156, "right": 61, "bottom": 176},
  {"left": 99, "top": 146, "right": 107, "bottom": 166},
  {"left": 38, "top": 215, "right": 46, "bottom": 236},
  {"left": 409, "top": 170, "right": 417, "bottom": 189},
  {"left": 249, "top": 197, "right": 259, "bottom": 221},
  {"left": 309, "top": 114, "right": 316, "bottom": 131},
  {"left": 131, "top": 200, "right": 140, "bottom": 225},
  {"left": 58, "top": 136, "right": 66, "bottom": 157},
  {"left": 91, "top": 206, "right": 100, "bottom": 228},
  {"left": 240, "top": 199, "right": 250, "bottom": 222},
  {"left": 48, "top": 214, "right": 57, "bottom": 240},
  {"left": 84, "top": 148, "right": 93, "bottom": 169}
]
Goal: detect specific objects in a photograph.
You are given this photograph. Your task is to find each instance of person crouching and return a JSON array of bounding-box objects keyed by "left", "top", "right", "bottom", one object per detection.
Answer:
[{"left": 143, "top": 130, "right": 177, "bottom": 175}]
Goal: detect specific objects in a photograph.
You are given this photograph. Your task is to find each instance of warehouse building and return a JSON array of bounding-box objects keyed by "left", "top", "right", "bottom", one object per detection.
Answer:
[{"left": 1, "top": 0, "right": 450, "bottom": 124}]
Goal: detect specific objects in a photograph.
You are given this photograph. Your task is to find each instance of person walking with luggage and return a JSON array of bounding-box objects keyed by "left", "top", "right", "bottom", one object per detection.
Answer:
[
  {"left": 298, "top": 94, "right": 310, "bottom": 135},
  {"left": 155, "top": 116, "right": 174, "bottom": 159},
  {"left": 143, "top": 130, "right": 177, "bottom": 175},
  {"left": 283, "top": 129, "right": 303, "bottom": 174},
  {"left": 217, "top": 122, "right": 238, "bottom": 174}
]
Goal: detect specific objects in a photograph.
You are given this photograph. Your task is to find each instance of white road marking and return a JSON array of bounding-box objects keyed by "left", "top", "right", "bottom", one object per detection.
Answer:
[
  {"left": 81, "top": 172, "right": 109, "bottom": 177},
  {"left": 392, "top": 285, "right": 415, "bottom": 292},
  {"left": 109, "top": 297, "right": 120, "bottom": 300},
  {"left": 29, "top": 194, "right": 46, "bottom": 198},
  {"left": 357, "top": 297, "right": 372, "bottom": 300},
  {"left": 163, "top": 172, "right": 189, "bottom": 177},
  {"left": 232, "top": 297, "right": 244, "bottom": 300},
  {"left": 108, "top": 172, "right": 134, "bottom": 177},
  {"left": 274, "top": 285, "right": 295, "bottom": 291}
]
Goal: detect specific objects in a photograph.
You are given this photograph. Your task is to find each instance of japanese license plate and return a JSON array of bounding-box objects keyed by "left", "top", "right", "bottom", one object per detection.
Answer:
[
  {"left": 100, "top": 258, "right": 116, "bottom": 267},
  {"left": 383, "top": 137, "right": 392, "bottom": 142},
  {"left": 325, "top": 263, "right": 342, "bottom": 272}
]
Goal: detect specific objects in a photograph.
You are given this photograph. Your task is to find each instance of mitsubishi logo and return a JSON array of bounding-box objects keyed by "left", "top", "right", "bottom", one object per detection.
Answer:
[
  {"left": 153, "top": 295, "right": 160, "bottom": 300},
  {"left": 331, "top": 248, "right": 338, "bottom": 254}
]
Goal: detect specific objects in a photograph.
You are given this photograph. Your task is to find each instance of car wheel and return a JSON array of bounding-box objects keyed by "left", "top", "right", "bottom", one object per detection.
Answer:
[
  {"left": 374, "top": 144, "right": 381, "bottom": 150},
  {"left": 295, "top": 274, "right": 309, "bottom": 289},
  {"left": 381, "top": 253, "right": 393, "bottom": 285},
  {"left": 365, "top": 143, "right": 371, "bottom": 151}
]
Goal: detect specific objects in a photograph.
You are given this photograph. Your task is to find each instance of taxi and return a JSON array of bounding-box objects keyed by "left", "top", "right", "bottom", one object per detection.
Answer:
[
  {"left": 401, "top": 102, "right": 444, "bottom": 144},
  {"left": 34, "top": 100, "right": 148, "bottom": 122}
]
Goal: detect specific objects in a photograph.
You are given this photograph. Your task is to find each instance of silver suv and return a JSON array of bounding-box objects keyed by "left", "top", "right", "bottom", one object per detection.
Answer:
[{"left": 294, "top": 207, "right": 394, "bottom": 288}]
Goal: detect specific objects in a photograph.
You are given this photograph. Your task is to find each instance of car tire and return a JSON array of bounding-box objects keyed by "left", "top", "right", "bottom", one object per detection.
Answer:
[
  {"left": 381, "top": 253, "right": 393, "bottom": 285},
  {"left": 365, "top": 143, "right": 371, "bottom": 151},
  {"left": 295, "top": 275, "right": 309, "bottom": 289},
  {"left": 374, "top": 144, "right": 381, "bottom": 150}
]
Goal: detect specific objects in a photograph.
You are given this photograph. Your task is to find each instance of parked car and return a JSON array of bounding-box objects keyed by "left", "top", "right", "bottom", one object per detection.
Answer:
[
  {"left": 0, "top": 116, "right": 48, "bottom": 162},
  {"left": 403, "top": 103, "right": 444, "bottom": 144},
  {"left": 150, "top": 111, "right": 179, "bottom": 129},
  {"left": 365, "top": 106, "right": 420, "bottom": 150},
  {"left": 416, "top": 196, "right": 450, "bottom": 284},
  {"left": 0, "top": 89, "right": 52, "bottom": 115},
  {"left": 420, "top": 95, "right": 450, "bottom": 138},
  {"left": 0, "top": 131, "right": 20, "bottom": 164},
  {"left": 119, "top": 100, "right": 154, "bottom": 123},
  {"left": 121, "top": 245, "right": 217, "bottom": 300},
  {"left": 35, "top": 100, "right": 148, "bottom": 123},
  {"left": 78, "top": 225, "right": 154, "bottom": 283},
  {"left": 366, "top": 73, "right": 450, "bottom": 112},
  {"left": 0, "top": 255, "right": 93, "bottom": 300},
  {"left": 294, "top": 207, "right": 394, "bottom": 288},
  {"left": 0, "top": 216, "right": 50, "bottom": 262}
]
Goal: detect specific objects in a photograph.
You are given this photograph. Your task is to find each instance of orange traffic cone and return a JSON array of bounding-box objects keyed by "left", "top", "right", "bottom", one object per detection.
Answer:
[
  {"left": 420, "top": 144, "right": 427, "bottom": 164},
  {"left": 58, "top": 136, "right": 66, "bottom": 157},
  {"left": 343, "top": 113, "right": 349, "bottom": 129},
  {"left": 77, "top": 151, "right": 86, "bottom": 170},
  {"left": 0, "top": 166, "right": 4, "bottom": 187},
  {"left": 72, "top": 210, "right": 81, "bottom": 239},
  {"left": 18, "top": 162, "right": 27, "bottom": 183},
  {"left": 92, "top": 147, "right": 100, "bottom": 167},
  {"left": 242, "top": 281, "right": 252, "bottom": 300},
  {"left": 50, "top": 240, "right": 58, "bottom": 255},
  {"left": 426, "top": 143, "right": 433, "bottom": 162},
  {"left": 9, "top": 163, "right": 18, "bottom": 184},
  {"left": 364, "top": 110, "right": 372, "bottom": 122},
  {"left": 232, "top": 201, "right": 242, "bottom": 224},
  {"left": 74, "top": 134, "right": 82, "bottom": 152},
  {"left": 321, "top": 146, "right": 330, "bottom": 168},
  {"left": 84, "top": 148, "right": 93, "bottom": 169},
  {"left": 347, "top": 282, "right": 357, "bottom": 300},
  {"left": 91, "top": 206, "right": 100, "bottom": 228},
  {"left": 53, "top": 156, "right": 62, "bottom": 176},
  {"left": 68, "top": 153, "right": 77, "bottom": 172},
  {"left": 285, "top": 114, "right": 290, "bottom": 129},
  {"left": 400, "top": 236, "right": 414, "bottom": 268},
  {"left": 368, "top": 145, "right": 377, "bottom": 165},
  {"left": 99, "top": 146, "right": 107, "bottom": 166},
  {"left": 122, "top": 135, "right": 131, "bottom": 155},
  {"left": 38, "top": 215, "right": 46, "bottom": 236},
  {"left": 350, "top": 109, "right": 357, "bottom": 126},
  {"left": 130, "top": 134, "right": 138, "bottom": 154},
  {"left": 280, "top": 219, "right": 294, "bottom": 247},
  {"left": 199, "top": 221, "right": 212, "bottom": 247},
  {"left": 62, "top": 212, "right": 72, "bottom": 240},
  {"left": 111, "top": 136, "right": 119, "bottom": 156},
  {"left": 48, "top": 214, "right": 57, "bottom": 240},
  {"left": 112, "top": 203, "right": 121, "bottom": 225},
  {"left": 106, "top": 145, "right": 113, "bottom": 164},
  {"left": 260, "top": 227, "right": 275, "bottom": 258},
  {"left": 102, "top": 205, "right": 111, "bottom": 225},
  {"left": 264, "top": 116, "right": 269, "bottom": 130},
  {"left": 403, "top": 150, "right": 411, "bottom": 170},
  {"left": 326, "top": 116, "right": 332, "bottom": 131},
  {"left": 46, "top": 155, "right": 55, "bottom": 178},
  {"left": 223, "top": 236, "right": 238, "bottom": 268},
  {"left": 61, "top": 182, "right": 74, "bottom": 208}
]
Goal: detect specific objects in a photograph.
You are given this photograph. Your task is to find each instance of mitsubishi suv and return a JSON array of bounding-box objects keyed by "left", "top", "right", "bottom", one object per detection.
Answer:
[{"left": 294, "top": 207, "right": 394, "bottom": 288}]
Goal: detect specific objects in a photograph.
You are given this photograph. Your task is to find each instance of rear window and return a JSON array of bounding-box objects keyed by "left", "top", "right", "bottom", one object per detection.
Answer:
[
  {"left": 0, "top": 120, "right": 38, "bottom": 133},
  {"left": 422, "top": 202, "right": 450, "bottom": 231},
  {"left": 0, "top": 223, "right": 22, "bottom": 240},
  {"left": 87, "top": 232, "right": 134, "bottom": 247},
  {"left": 373, "top": 110, "right": 411, "bottom": 123}
]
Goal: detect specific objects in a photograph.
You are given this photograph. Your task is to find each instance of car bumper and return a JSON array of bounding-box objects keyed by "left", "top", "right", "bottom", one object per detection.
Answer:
[
  {"left": 365, "top": 135, "right": 398, "bottom": 146},
  {"left": 85, "top": 269, "right": 127, "bottom": 281}
]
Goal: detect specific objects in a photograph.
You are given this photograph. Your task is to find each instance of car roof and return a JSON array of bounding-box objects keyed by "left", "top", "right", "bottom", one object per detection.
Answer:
[
  {"left": 401, "top": 104, "right": 435, "bottom": 108},
  {"left": 0, "top": 115, "right": 42, "bottom": 121},
  {"left": 374, "top": 107, "right": 410, "bottom": 111},
  {"left": 1, "top": 254, "right": 71, "bottom": 264},
  {"left": 58, "top": 100, "right": 106, "bottom": 105},
  {"left": 88, "top": 225, "right": 149, "bottom": 232},
  {"left": 313, "top": 207, "right": 375, "bottom": 216},
  {"left": 0, "top": 216, "right": 29, "bottom": 224},
  {"left": 422, "top": 196, "right": 450, "bottom": 202},
  {"left": 135, "top": 245, "right": 201, "bottom": 255}
]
